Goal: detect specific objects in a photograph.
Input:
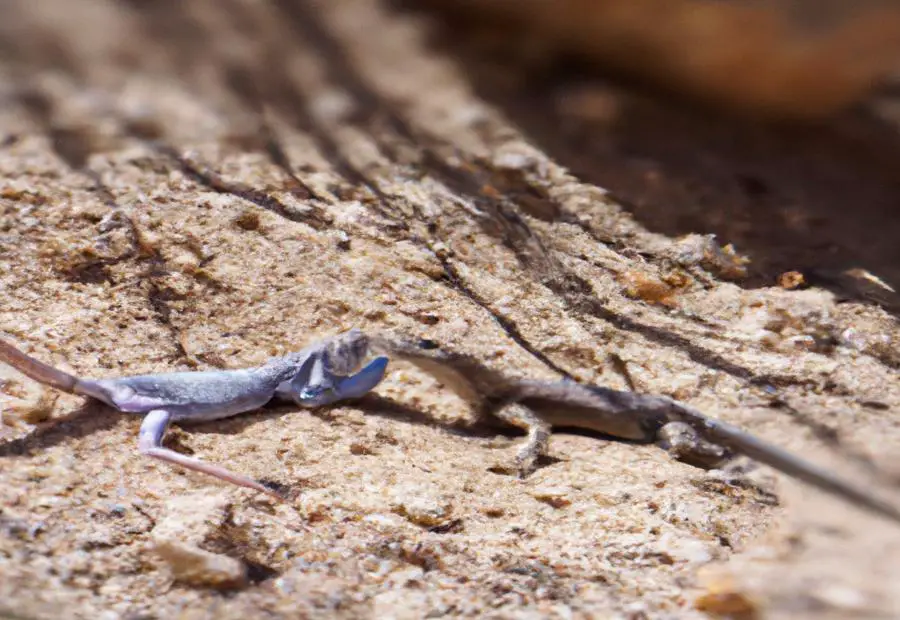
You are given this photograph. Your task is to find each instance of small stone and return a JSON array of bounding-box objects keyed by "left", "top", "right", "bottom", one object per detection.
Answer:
[
  {"left": 777, "top": 270, "right": 805, "bottom": 290},
  {"left": 669, "top": 234, "right": 749, "bottom": 279},
  {"left": 150, "top": 491, "right": 247, "bottom": 589},
  {"left": 334, "top": 230, "right": 351, "bottom": 250},
  {"left": 153, "top": 539, "right": 247, "bottom": 589},
  {"left": 531, "top": 487, "right": 572, "bottom": 509},
  {"left": 233, "top": 209, "right": 260, "bottom": 231},
  {"left": 694, "top": 590, "right": 758, "bottom": 619},
  {"left": 839, "top": 328, "right": 868, "bottom": 351},
  {"left": 349, "top": 442, "right": 375, "bottom": 456},
  {"left": 481, "top": 506, "right": 506, "bottom": 518},
  {"left": 695, "top": 573, "right": 761, "bottom": 619},
  {"left": 391, "top": 490, "right": 452, "bottom": 528}
]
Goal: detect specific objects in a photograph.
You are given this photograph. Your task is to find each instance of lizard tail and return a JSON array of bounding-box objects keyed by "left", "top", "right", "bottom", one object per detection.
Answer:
[
  {"left": 0, "top": 339, "right": 80, "bottom": 394},
  {"left": 694, "top": 414, "right": 900, "bottom": 525}
]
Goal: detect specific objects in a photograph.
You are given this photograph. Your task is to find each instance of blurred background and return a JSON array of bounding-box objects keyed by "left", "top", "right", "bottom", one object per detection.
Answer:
[{"left": 405, "top": 0, "right": 900, "bottom": 119}]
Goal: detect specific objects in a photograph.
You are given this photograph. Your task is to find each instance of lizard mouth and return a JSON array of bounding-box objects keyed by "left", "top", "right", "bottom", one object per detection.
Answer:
[{"left": 297, "top": 385, "right": 335, "bottom": 405}]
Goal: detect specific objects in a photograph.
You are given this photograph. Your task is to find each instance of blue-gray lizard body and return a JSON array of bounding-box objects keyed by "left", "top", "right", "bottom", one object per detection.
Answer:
[{"left": 0, "top": 329, "right": 388, "bottom": 499}]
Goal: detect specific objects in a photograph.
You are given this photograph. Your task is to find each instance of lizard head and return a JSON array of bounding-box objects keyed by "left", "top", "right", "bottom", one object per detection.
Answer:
[
  {"left": 320, "top": 328, "right": 370, "bottom": 376},
  {"left": 284, "top": 329, "right": 387, "bottom": 408},
  {"left": 292, "top": 355, "right": 389, "bottom": 407}
]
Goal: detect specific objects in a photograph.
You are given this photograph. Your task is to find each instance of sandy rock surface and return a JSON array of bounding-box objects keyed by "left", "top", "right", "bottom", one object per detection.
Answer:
[{"left": 1, "top": 1, "right": 900, "bottom": 618}]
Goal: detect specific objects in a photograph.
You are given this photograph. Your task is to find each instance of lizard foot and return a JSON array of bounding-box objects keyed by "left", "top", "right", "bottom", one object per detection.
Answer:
[
  {"left": 657, "top": 421, "right": 731, "bottom": 469},
  {"left": 258, "top": 479, "right": 296, "bottom": 502},
  {"left": 487, "top": 401, "right": 551, "bottom": 477}
]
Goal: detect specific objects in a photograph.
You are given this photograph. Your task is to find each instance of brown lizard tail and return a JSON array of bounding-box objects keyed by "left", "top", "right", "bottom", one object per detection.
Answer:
[
  {"left": 0, "top": 339, "right": 79, "bottom": 393},
  {"left": 689, "top": 412, "right": 900, "bottom": 526}
]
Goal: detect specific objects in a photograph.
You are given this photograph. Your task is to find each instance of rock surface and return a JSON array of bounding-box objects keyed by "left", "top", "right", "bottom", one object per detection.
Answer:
[
  {"left": 150, "top": 492, "right": 248, "bottom": 589},
  {"left": 1, "top": 1, "right": 900, "bottom": 619}
]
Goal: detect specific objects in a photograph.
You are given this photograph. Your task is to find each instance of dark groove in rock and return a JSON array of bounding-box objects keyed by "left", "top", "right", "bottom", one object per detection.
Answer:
[
  {"left": 278, "top": 3, "right": 822, "bottom": 391},
  {"left": 217, "top": 61, "right": 330, "bottom": 207},
  {"left": 258, "top": 122, "right": 317, "bottom": 202},
  {"left": 541, "top": 271, "right": 813, "bottom": 388},
  {"left": 11, "top": 83, "right": 196, "bottom": 365},
  {"left": 215, "top": 0, "right": 411, "bottom": 229},
  {"left": 144, "top": 277, "right": 192, "bottom": 364},
  {"left": 437, "top": 256, "right": 574, "bottom": 380},
  {"left": 157, "top": 144, "right": 331, "bottom": 231},
  {"left": 271, "top": 0, "right": 558, "bottom": 272}
]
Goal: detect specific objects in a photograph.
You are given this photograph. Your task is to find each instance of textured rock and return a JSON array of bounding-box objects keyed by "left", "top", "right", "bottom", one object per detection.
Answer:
[
  {"left": 150, "top": 492, "right": 248, "bottom": 589},
  {"left": 152, "top": 540, "right": 247, "bottom": 590},
  {"left": 0, "top": 1, "right": 899, "bottom": 619}
]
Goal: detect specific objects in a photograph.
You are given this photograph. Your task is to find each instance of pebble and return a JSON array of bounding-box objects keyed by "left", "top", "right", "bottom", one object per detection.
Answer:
[
  {"left": 390, "top": 488, "right": 453, "bottom": 528},
  {"left": 149, "top": 492, "right": 247, "bottom": 589}
]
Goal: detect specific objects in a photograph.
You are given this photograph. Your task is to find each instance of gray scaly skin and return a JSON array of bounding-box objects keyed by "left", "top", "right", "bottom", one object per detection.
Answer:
[
  {"left": 369, "top": 335, "right": 900, "bottom": 525},
  {"left": 0, "top": 329, "right": 388, "bottom": 500}
]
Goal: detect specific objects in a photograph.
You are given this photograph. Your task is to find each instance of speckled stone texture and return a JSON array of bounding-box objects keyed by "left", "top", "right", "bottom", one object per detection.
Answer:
[{"left": 1, "top": 1, "right": 900, "bottom": 619}]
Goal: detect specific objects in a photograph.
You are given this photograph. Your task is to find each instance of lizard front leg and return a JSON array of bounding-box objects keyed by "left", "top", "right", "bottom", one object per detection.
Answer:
[
  {"left": 138, "top": 410, "right": 285, "bottom": 501},
  {"left": 486, "top": 398, "right": 551, "bottom": 477}
]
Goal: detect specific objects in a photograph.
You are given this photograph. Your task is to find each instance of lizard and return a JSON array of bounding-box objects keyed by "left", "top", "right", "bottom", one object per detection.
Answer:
[
  {"left": 367, "top": 335, "right": 900, "bottom": 525},
  {"left": 0, "top": 329, "right": 388, "bottom": 500}
]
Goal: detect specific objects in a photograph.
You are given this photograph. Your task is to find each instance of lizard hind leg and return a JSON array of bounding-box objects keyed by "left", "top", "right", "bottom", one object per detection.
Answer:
[
  {"left": 488, "top": 400, "right": 551, "bottom": 477},
  {"left": 657, "top": 421, "right": 731, "bottom": 469},
  {"left": 138, "top": 410, "right": 286, "bottom": 501}
]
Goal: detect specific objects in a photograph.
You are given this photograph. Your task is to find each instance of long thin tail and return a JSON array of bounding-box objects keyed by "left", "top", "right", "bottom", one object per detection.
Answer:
[
  {"left": 688, "top": 411, "right": 900, "bottom": 525},
  {"left": 0, "top": 339, "right": 80, "bottom": 393}
]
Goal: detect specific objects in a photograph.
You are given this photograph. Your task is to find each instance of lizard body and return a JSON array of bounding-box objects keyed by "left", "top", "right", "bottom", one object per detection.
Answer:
[
  {"left": 0, "top": 330, "right": 388, "bottom": 499},
  {"left": 5, "top": 326, "right": 898, "bottom": 523},
  {"left": 370, "top": 336, "right": 900, "bottom": 525}
]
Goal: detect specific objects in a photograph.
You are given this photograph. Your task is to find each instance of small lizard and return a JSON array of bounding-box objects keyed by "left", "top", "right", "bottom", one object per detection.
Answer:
[
  {"left": 369, "top": 335, "right": 900, "bottom": 524},
  {"left": 0, "top": 329, "right": 388, "bottom": 500}
]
